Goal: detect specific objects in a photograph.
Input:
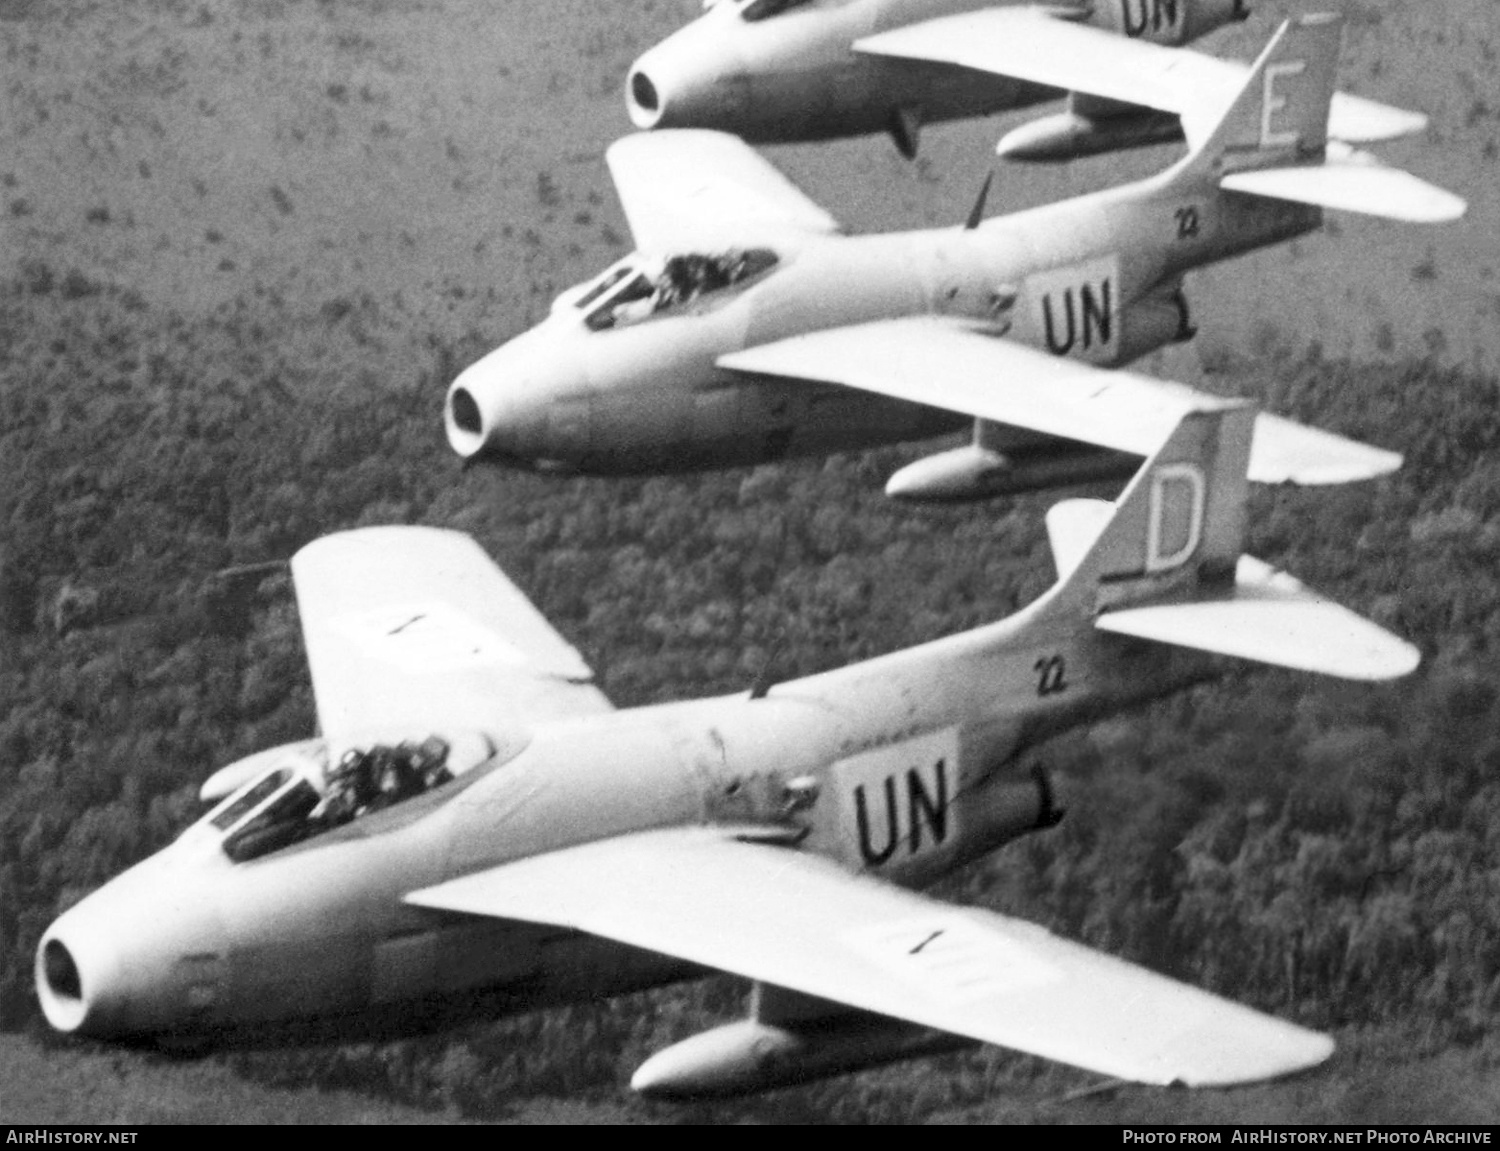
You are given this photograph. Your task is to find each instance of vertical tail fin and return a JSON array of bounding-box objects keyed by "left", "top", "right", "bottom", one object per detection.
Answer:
[
  {"left": 1176, "top": 13, "right": 1342, "bottom": 182},
  {"left": 1168, "top": 13, "right": 1465, "bottom": 222},
  {"left": 1040, "top": 402, "right": 1419, "bottom": 681},
  {"left": 1047, "top": 401, "right": 1252, "bottom": 615}
]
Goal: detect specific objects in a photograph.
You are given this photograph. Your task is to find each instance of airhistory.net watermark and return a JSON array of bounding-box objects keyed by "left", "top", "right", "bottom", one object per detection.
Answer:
[{"left": 1122, "top": 1132, "right": 1493, "bottom": 1145}]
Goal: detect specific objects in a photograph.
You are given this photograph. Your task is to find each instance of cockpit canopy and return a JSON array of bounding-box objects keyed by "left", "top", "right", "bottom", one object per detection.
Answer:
[
  {"left": 702, "top": 0, "right": 812, "bottom": 20},
  {"left": 208, "top": 760, "right": 322, "bottom": 864},
  {"left": 738, "top": 0, "right": 811, "bottom": 21},
  {"left": 558, "top": 248, "right": 779, "bottom": 332},
  {"left": 200, "top": 731, "right": 497, "bottom": 864}
]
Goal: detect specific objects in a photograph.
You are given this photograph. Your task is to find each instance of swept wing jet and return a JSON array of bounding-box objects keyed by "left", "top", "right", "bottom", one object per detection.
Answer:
[
  {"left": 39, "top": 402, "right": 1419, "bottom": 1096},
  {"left": 448, "top": 14, "right": 1463, "bottom": 504},
  {"left": 628, "top": 0, "right": 1425, "bottom": 160}
]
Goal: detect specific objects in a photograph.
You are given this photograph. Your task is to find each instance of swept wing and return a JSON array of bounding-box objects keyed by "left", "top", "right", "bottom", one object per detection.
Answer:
[
  {"left": 853, "top": 7, "right": 1426, "bottom": 150},
  {"left": 408, "top": 826, "right": 1333, "bottom": 1086},
  {"left": 719, "top": 316, "right": 1401, "bottom": 486},
  {"left": 292, "top": 526, "right": 611, "bottom": 746},
  {"left": 606, "top": 130, "right": 842, "bottom": 256}
]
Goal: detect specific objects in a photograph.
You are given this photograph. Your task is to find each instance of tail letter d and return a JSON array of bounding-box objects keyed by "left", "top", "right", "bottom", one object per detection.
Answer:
[{"left": 1145, "top": 463, "right": 1205, "bottom": 572}]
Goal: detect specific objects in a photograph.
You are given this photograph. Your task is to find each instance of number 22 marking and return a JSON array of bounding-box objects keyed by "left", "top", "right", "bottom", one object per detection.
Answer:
[{"left": 1034, "top": 655, "right": 1068, "bottom": 697}]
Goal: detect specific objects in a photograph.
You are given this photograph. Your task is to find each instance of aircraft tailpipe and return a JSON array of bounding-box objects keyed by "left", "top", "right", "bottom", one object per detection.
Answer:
[
  {"left": 962, "top": 764, "right": 1066, "bottom": 863},
  {"left": 1184, "top": 0, "right": 1253, "bottom": 39}
]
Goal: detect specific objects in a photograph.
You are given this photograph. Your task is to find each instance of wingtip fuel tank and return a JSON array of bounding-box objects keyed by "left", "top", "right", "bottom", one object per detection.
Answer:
[
  {"left": 884, "top": 442, "right": 1139, "bottom": 503},
  {"left": 630, "top": 1016, "right": 971, "bottom": 1100},
  {"left": 995, "top": 108, "right": 1184, "bottom": 163}
]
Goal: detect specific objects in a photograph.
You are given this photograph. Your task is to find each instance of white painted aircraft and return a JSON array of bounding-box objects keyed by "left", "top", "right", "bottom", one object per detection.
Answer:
[
  {"left": 39, "top": 401, "right": 1418, "bottom": 1097},
  {"left": 627, "top": 0, "right": 1426, "bottom": 161},
  {"left": 449, "top": 14, "right": 1462, "bottom": 504}
]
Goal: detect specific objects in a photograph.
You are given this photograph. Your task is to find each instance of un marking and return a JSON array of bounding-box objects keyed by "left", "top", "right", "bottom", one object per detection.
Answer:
[
  {"left": 1117, "top": 0, "right": 1184, "bottom": 41},
  {"left": 1028, "top": 256, "right": 1120, "bottom": 363},
  {"left": 835, "top": 729, "right": 959, "bottom": 869}
]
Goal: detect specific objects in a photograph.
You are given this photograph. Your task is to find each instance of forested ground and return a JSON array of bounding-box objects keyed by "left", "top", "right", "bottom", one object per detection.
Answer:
[
  {"left": 5, "top": 0, "right": 1500, "bottom": 1125},
  {"left": 5, "top": 271, "right": 1500, "bottom": 1122}
]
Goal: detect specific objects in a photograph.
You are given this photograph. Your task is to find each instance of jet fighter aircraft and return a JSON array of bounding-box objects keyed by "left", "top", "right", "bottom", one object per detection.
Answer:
[
  {"left": 39, "top": 402, "right": 1418, "bottom": 1097},
  {"left": 448, "top": 14, "right": 1463, "bottom": 504},
  {"left": 627, "top": 0, "right": 1425, "bottom": 160}
]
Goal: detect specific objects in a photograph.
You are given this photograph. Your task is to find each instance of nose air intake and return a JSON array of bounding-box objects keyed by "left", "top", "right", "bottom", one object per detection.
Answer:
[
  {"left": 36, "top": 937, "right": 88, "bottom": 1033},
  {"left": 42, "top": 939, "right": 82, "bottom": 1001},
  {"left": 626, "top": 19, "right": 738, "bottom": 132},
  {"left": 445, "top": 380, "right": 490, "bottom": 459},
  {"left": 449, "top": 386, "right": 482, "bottom": 436},
  {"left": 445, "top": 328, "right": 586, "bottom": 467},
  {"left": 628, "top": 70, "right": 664, "bottom": 127}
]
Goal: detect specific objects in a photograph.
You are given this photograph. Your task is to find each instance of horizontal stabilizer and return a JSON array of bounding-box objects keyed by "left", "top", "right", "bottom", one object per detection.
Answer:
[
  {"left": 409, "top": 826, "right": 1334, "bottom": 1087},
  {"left": 1249, "top": 411, "right": 1403, "bottom": 485},
  {"left": 1096, "top": 556, "right": 1420, "bottom": 680},
  {"left": 1221, "top": 150, "right": 1466, "bottom": 223},
  {"left": 1046, "top": 499, "right": 1112, "bottom": 580}
]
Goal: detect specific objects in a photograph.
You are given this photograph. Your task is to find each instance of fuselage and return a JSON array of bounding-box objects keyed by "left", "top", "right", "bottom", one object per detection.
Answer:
[
  {"left": 37, "top": 581, "right": 1214, "bottom": 1047},
  {"left": 627, "top": 0, "right": 1249, "bottom": 145},
  {"left": 446, "top": 162, "right": 1318, "bottom": 475}
]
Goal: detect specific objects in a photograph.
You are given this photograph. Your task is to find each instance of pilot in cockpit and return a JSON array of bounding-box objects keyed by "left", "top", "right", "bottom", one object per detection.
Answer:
[
  {"left": 593, "top": 248, "right": 779, "bottom": 329},
  {"left": 412, "top": 735, "right": 453, "bottom": 789},
  {"left": 365, "top": 746, "right": 420, "bottom": 814},
  {"left": 311, "top": 748, "right": 373, "bottom": 826},
  {"left": 311, "top": 738, "right": 455, "bottom": 827},
  {"left": 658, "top": 250, "right": 777, "bottom": 310},
  {"left": 209, "top": 737, "right": 468, "bottom": 862}
]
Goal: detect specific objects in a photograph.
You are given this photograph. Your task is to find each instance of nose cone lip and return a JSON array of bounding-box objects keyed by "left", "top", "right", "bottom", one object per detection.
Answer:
[
  {"left": 625, "top": 18, "right": 748, "bottom": 132},
  {"left": 37, "top": 936, "right": 88, "bottom": 1033},
  {"left": 445, "top": 366, "right": 494, "bottom": 460},
  {"left": 445, "top": 356, "right": 533, "bottom": 464},
  {"left": 36, "top": 910, "right": 126, "bottom": 1036},
  {"left": 35, "top": 851, "right": 229, "bottom": 1041},
  {"left": 626, "top": 67, "right": 664, "bottom": 129},
  {"left": 445, "top": 325, "right": 584, "bottom": 466}
]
